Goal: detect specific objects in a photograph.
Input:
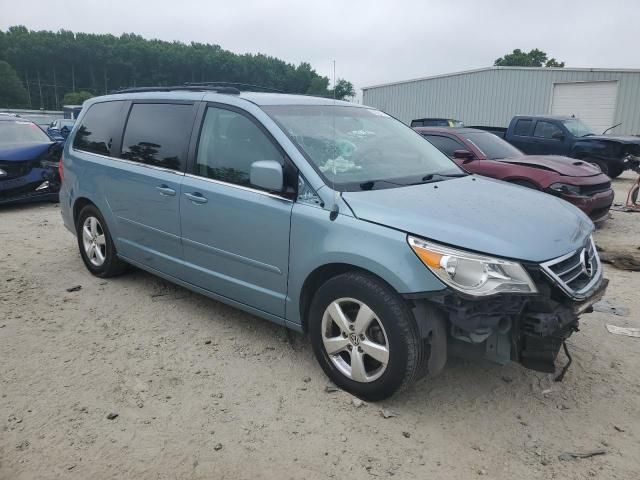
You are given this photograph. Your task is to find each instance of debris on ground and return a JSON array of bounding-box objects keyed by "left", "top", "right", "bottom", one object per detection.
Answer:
[
  {"left": 352, "top": 398, "right": 365, "bottom": 408},
  {"left": 614, "top": 425, "right": 625, "bottom": 432},
  {"left": 380, "top": 409, "right": 398, "bottom": 419},
  {"left": 204, "top": 340, "right": 212, "bottom": 345},
  {"left": 606, "top": 325, "right": 640, "bottom": 338},
  {"left": 66, "top": 285, "right": 82, "bottom": 292},
  {"left": 106, "top": 412, "right": 119, "bottom": 420},
  {"left": 542, "top": 389, "right": 552, "bottom": 397},
  {"left": 302, "top": 376, "right": 311, "bottom": 383},
  {"left": 324, "top": 384, "right": 339, "bottom": 393},
  {"left": 402, "top": 431, "right": 411, "bottom": 438},
  {"left": 599, "top": 251, "right": 640, "bottom": 271},
  {"left": 558, "top": 450, "right": 606, "bottom": 461},
  {"left": 593, "top": 300, "right": 630, "bottom": 316},
  {"left": 214, "top": 443, "right": 223, "bottom": 451}
]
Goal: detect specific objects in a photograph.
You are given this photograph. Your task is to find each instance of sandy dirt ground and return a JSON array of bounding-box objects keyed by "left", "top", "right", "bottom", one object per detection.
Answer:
[{"left": 1, "top": 173, "right": 639, "bottom": 480}]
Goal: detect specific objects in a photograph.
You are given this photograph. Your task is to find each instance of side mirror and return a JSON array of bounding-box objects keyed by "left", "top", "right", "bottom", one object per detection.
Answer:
[
  {"left": 453, "top": 149, "right": 474, "bottom": 161},
  {"left": 250, "top": 160, "right": 283, "bottom": 192},
  {"left": 551, "top": 131, "right": 565, "bottom": 140}
]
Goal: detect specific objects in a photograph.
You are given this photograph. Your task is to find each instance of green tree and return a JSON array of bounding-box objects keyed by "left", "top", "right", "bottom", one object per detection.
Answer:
[
  {"left": 0, "top": 60, "right": 29, "bottom": 108},
  {"left": 332, "top": 79, "right": 355, "bottom": 100},
  {"left": 494, "top": 49, "right": 565, "bottom": 68},
  {"left": 0, "top": 26, "right": 346, "bottom": 109},
  {"left": 63, "top": 90, "right": 94, "bottom": 105}
]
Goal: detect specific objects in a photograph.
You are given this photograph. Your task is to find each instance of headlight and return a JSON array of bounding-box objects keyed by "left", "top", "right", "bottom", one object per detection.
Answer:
[
  {"left": 549, "top": 183, "right": 581, "bottom": 195},
  {"left": 408, "top": 236, "right": 537, "bottom": 296}
]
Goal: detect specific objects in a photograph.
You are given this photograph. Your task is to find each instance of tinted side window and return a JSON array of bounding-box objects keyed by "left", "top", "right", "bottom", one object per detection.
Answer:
[
  {"left": 195, "top": 107, "right": 284, "bottom": 187},
  {"left": 120, "top": 103, "right": 193, "bottom": 171},
  {"left": 533, "top": 121, "right": 563, "bottom": 139},
  {"left": 424, "top": 135, "right": 466, "bottom": 158},
  {"left": 73, "top": 101, "right": 124, "bottom": 155},
  {"left": 513, "top": 119, "right": 533, "bottom": 136}
]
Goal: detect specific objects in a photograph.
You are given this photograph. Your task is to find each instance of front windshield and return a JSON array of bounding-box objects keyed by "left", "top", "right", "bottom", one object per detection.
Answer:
[
  {"left": 463, "top": 131, "right": 523, "bottom": 160},
  {"left": 562, "top": 119, "right": 593, "bottom": 137},
  {"left": 0, "top": 121, "right": 51, "bottom": 145},
  {"left": 264, "top": 105, "right": 463, "bottom": 190}
]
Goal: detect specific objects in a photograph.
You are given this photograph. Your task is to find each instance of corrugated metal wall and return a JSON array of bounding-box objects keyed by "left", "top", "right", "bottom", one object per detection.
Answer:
[{"left": 362, "top": 67, "right": 640, "bottom": 135}]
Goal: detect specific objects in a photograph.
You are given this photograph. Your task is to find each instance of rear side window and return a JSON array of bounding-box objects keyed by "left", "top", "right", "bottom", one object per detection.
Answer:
[
  {"left": 513, "top": 119, "right": 533, "bottom": 136},
  {"left": 120, "top": 103, "right": 194, "bottom": 171},
  {"left": 195, "top": 106, "right": 284, "bottom": 187},
  {"left": 73, "top": 101, "right": 124, "bottom": 155},
  {"left": 423, "top": 135, "right": 466, "bottom": 158},
  {"left": 533, "top": 121, "right": 563, "bottom": 139}
]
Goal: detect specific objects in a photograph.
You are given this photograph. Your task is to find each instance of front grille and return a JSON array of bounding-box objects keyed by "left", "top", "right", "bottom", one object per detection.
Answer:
[
  {"left": 580, "top": 182, "right": 611, "bottom": 196},
  {"left": 0, "top": 160, "right": 33, "bottom": 180},
  {"left": 540, "top": 237, "right": 602, "bottom": 300}
]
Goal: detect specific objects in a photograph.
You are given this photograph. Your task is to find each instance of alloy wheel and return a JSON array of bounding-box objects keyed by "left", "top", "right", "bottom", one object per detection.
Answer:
[
  {"left": 321, "top": 297, "right": 390, "bottom": 383},
  {"left": 82, "top": 216, "right": 107, "bottom": 267}
]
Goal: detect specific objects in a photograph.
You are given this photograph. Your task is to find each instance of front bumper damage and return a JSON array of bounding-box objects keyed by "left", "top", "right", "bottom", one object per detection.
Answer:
[
  {"left": 408, "top": 264, "right": 608, "bottom": 377},
  {"left": 0, "top": 160, "right": 60, "bottom": 206}
]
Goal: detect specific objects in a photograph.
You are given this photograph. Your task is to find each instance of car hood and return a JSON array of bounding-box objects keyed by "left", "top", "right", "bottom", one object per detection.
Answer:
[
  {"left": 0, "top": 142, "right": 54, "bottom": 161},
  {"left": 341, "top": 175, "right": 593, "bottom": 263},
  {"left": 501, "top": 155, "right": 601, "bottom": 177},
  {"left": 580, "top": 135, "right": 640, "bottom": 145}
]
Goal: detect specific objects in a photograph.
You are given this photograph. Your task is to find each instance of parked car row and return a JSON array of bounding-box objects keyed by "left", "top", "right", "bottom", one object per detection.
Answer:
[
  {"left": 464, "top": 115, "right": 640, "bottom": 178},
  {"left": 414, "top": 127, "right": 614, "bottom": 224},
  {"left": 56, "top": 86, "right": 607, "bottom": 399}
]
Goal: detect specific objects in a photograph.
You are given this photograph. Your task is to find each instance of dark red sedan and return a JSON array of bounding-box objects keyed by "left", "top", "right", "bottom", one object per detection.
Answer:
[{"left": 415, "top": 127, "right": 614, "bottom": 224}]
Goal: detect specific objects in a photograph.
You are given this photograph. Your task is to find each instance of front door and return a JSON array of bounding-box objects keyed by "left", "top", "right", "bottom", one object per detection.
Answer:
[
  {"left": 180, "top": 105, "right": 293, "bottom": 317},
  {"left": 530, "top": 120, "right": 571, "bottom": 156}
]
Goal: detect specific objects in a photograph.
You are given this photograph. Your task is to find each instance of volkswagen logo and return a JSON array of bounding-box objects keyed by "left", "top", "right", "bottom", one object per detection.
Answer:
[
  {"left": 579, "top": 248, "right": 594, "bottom": 278},
  {"left": 349, "top": 333, "right": 360, "bottom": 346}
]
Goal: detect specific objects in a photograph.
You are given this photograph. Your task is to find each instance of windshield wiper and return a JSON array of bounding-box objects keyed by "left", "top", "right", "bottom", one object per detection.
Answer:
[{"left": 416, "top": 172, "right": 466, "bottom": 184}]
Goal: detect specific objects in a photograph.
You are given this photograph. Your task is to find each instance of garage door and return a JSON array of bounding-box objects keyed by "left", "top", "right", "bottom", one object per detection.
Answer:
[{"left": 551, "top": 81, "right": 618, "bottom": 134}]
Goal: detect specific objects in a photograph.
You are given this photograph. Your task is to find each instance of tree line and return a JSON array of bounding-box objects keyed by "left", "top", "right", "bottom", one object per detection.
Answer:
[{"left": 0, "top": 26, "right": 355, "bottom": 109}]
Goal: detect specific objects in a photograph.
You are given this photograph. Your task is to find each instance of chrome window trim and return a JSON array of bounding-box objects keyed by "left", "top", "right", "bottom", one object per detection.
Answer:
[
  {"left": 184, "top": 173, "right": 293, "bottom": 202},
  {"left": 70, "top": 147, "right": 185, "bottom": 176},
  {"left": 540, "top": 236, "right": 602, "bottom": 300}
]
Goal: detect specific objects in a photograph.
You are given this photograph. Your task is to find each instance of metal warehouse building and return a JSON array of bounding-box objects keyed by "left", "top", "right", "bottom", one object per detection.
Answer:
[{"left": 362, "top": 67, "right": 640, "bottom": 135}]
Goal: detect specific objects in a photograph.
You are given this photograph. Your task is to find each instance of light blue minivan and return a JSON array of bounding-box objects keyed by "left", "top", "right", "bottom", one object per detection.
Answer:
[{"left": 59, "top": 86, "right": 607, "bottom": 399}]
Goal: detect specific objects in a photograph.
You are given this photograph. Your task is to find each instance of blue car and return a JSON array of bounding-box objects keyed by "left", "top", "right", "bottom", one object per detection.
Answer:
[
  {"left": 0, "top": 117, "right": 63, "bottom": 205},
  {"left": 47, "top": 119, "right": 76, "bottom": 141},
  {"left": 59, "top": 87, "right": 607, "bottom": 399}
]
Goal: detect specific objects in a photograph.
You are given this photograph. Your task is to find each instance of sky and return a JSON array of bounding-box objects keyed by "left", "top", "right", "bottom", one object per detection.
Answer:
[{"left": 1, "top": 0, "right": 639, "bottom": 97}]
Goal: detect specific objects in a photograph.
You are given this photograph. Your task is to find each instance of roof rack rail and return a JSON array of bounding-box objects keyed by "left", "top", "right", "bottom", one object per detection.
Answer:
[
  {"left": 184, "top": 82, "right": 284, "bottom": 93},
  {"left": 112, "top": 85, "right": 241, "bottom": 95}
]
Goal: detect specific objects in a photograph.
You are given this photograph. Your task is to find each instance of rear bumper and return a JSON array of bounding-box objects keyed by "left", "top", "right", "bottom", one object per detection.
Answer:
[{"left": 560, "top": 189, "right": 614, "bottom": 223}]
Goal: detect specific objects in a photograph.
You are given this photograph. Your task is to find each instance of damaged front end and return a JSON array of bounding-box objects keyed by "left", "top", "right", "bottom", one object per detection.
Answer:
[
  {"left": 0, "top": 144, "right": 62, "bottom": 206},
  {"left": 410, "top": 237, "right": 607, "bottom": 378}
]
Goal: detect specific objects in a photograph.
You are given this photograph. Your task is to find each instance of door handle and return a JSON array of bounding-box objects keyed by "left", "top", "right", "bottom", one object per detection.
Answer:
[
  {"left": 156, "top": 185, "right": 176, "bottom": 196},
  {"left": 184, "top": 192, "right": 208, "bottom": 204}
]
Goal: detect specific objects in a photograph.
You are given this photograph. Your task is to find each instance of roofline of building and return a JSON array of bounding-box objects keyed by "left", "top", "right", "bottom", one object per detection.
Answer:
[{"left": 361, "top": 66, "right": 640, "bottom": 91}]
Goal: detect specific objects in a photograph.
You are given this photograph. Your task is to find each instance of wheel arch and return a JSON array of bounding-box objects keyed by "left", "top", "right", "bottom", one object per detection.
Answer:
[
  {"left": 72, "top": 197, "right": 97, "bottom": 231},
  {"left": 298, "top": 262, "right": 408, "bottom": 333}
]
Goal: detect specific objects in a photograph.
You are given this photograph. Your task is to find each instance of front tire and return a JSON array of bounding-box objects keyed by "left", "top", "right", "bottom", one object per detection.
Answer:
[
  {"left": 308, "top": 272, "right": 424, "bottom": 401},
  {"left": 76, "top": 205, "right": 127, "bottom": 277}
]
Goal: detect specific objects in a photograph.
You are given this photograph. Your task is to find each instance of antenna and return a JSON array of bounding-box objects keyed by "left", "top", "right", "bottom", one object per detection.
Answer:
[{"left": 329, "top": 59, "right": 339, "bottom": 221}]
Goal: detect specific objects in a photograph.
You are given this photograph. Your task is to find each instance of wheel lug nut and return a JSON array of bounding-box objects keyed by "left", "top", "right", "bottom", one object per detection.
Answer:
[
  {"left": 359, "top": 334, "right": 365, "bottom": 340},
  {"left": 342, "top": 332, "right": 347, "bottom": 338},
  {"left": 347, "top": 345, "right": 352, "bottom": 351},
  {"left": 358, "top": 347, "right": 363, "bottom": 353},
  {"left": 349, "top": 324, "right": 354, "bottom": 331}
]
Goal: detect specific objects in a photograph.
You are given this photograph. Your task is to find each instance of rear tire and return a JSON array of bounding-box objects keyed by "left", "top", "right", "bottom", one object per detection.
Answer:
[
  {"left": 308, "top": 271, "right": 423, "bottom": 401},
  {"left": 76, "top": 204, "right": 127, "bottom": 277},
  {"left": 607, "top": 164, "right": 624, "bottom": 179}
]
